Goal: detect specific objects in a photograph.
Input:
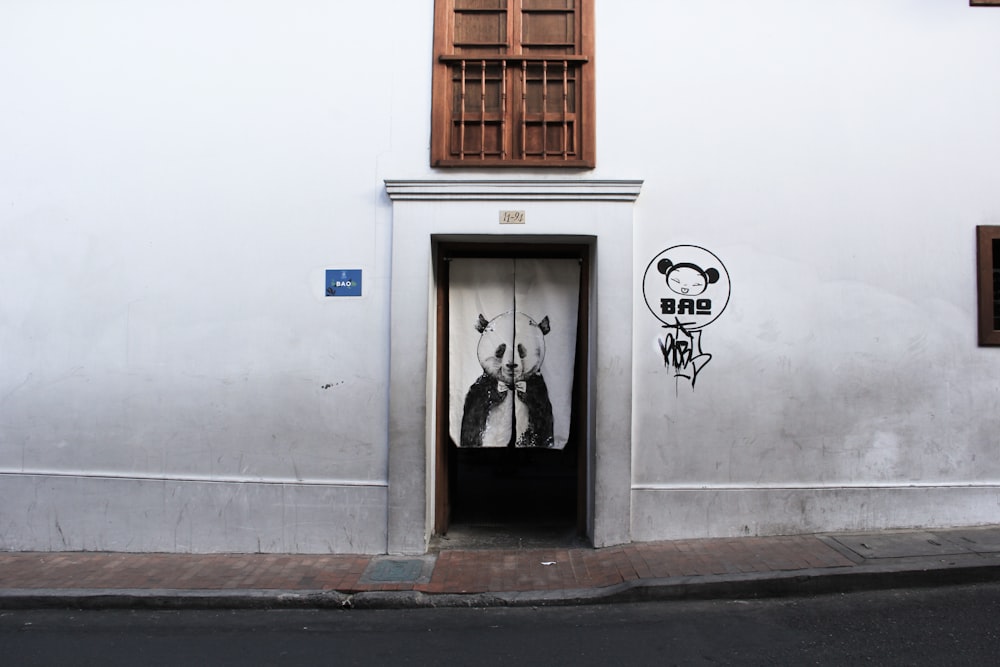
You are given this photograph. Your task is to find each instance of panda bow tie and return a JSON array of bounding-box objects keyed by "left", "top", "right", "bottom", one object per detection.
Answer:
[{"left": 498, "top": 381, "right": 527, "bottom": 395}]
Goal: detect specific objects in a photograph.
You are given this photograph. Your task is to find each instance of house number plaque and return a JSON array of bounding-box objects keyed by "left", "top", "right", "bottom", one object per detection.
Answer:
[{"left": 500, "top": 210, "right": 526, "bottom": 225}]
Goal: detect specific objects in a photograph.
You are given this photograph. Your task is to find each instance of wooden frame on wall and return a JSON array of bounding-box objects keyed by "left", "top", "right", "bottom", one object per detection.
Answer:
[
  {"left": 430, "top": 0, "right": 596, "bottom": 168},
  {"left": 976, "top": 226, "right": 1000, "bottom": 346},
  {"left": 970, "top": 1, "right": 1000, "bottom": 6}
]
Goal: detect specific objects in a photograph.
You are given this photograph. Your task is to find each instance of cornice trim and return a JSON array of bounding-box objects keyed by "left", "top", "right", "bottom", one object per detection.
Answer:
[{"left": 384, "top": 179, "right": 643, "bottom": 202}]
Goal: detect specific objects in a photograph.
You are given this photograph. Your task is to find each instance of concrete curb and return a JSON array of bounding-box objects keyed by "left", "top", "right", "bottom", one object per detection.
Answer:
[
  {"left": 2, "top": 559, "right": 998, "bottom": 610},
  {"left": 0, "top": 589, "right": 352, "bottom": 611}
]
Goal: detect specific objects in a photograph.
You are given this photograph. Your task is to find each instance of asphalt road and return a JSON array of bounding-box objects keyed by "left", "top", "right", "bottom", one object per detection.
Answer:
[{"left": 3, "top": 582, "right": 1000, "bottom": 666}]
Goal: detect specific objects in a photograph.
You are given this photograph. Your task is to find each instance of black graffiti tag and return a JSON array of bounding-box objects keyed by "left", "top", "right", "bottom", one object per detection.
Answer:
[{"left": 658, "top": 317, "right": 712, "bottom": 387}]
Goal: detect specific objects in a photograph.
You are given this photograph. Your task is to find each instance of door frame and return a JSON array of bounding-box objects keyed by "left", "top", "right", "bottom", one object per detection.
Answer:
[
  {"left": 434, "top": 241, "right": 592, "bottom": 538},
  {"left": 385, "top": 179, "right": 640, "bottom": 554}
]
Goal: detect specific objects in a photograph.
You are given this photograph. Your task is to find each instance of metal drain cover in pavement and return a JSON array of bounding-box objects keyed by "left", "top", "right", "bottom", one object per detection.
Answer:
[
  {"left": 360, "top": 556, "right": 436, "bottom": 584},
  {"left": 830, "top": 529, "right": 1000, "bottom": 560}
]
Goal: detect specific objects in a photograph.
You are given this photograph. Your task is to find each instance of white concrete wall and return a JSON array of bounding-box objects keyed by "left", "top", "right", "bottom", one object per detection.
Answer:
[
  {"left": 624, "top": 1, "right": 1000, "bottom": 538},
  {"left": 2, "top": 0, "right": 999, "bottom": 552},
  {"left": 0, "top": 0, "right": 432, "bottom": 552}
]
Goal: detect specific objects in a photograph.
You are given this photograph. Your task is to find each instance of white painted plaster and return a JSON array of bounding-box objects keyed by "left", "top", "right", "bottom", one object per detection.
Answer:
[
  {"left": 1, "top": 0, "right": 999, "bottom": 552},
  {"left": 627, "top": 2, "right": 1000, "bottom": 540},
  {"left": 0, "top": 474, "right": 387, "bottom": 554},
  {"left": 631, "top": 487, "right": 1000, "bottom": 542},
  {"left": 0, "top": 0, "right": 401, "bottom": 553}
]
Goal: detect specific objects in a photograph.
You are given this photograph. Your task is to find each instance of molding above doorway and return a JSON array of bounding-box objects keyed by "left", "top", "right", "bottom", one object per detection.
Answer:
[{"left": 384, "top": 179, "right": 643, "bottom": 202}]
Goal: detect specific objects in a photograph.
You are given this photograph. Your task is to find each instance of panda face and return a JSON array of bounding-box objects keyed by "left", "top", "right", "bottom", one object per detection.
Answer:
[{"left": 475, "top": 311, "right": 549, "bottom": 384}]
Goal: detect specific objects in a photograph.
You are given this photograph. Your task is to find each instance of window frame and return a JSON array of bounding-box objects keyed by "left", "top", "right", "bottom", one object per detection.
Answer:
[
  {"left": 976, "top": 226, "right": 1000, "bottom": 346},
  {"left": 430, "top": 0, "right": 596, "bottom": 168}
]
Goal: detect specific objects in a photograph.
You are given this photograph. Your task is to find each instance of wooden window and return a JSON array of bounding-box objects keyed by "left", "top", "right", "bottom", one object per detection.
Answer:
[
  {"left": 977, "top": 226, "right": 1000, "bottom": 346},
  {"left": 431, "top": 0, "right": 595, "bottom": 168}
]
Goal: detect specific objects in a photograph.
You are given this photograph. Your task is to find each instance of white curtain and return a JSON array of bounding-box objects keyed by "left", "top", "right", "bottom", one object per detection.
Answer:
[{"left": 448, "top": 258, "right": 580, "bottom": 449}]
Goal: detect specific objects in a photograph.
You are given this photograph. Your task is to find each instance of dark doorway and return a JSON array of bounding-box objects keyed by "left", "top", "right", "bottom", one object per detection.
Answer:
[{"left": 433, "top": 241, "right": 591, "bottom": 548}]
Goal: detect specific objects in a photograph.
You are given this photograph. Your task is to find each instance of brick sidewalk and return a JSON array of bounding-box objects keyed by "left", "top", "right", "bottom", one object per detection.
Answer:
[
  {"left": 2, "top": 527, "right": 998, "bottom": 608},
  {"left": 0, "top": 535, "right": 853, "bottom": 595}
]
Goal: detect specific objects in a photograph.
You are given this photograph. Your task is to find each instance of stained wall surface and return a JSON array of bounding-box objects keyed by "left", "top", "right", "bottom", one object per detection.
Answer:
[
  {"left": 1, "top": 1, "right": 998, "bottom": 552},
  {"left": 625, "top": 1, "right": 1000, "bottom": 538}
]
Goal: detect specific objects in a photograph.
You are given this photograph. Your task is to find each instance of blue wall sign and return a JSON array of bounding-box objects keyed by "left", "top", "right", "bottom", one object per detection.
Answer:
[{"left": 326, "top": 269, "right": 362, "bottom": 297}]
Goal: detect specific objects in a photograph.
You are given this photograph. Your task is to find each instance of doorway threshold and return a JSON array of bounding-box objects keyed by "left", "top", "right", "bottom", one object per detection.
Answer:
[{"left": 430, "top": 522, "right": 589, "bottom": 551}]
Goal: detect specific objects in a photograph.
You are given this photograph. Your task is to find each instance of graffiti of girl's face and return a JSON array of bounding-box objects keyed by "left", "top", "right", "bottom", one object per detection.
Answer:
[{"left": 667, "top": 266, "right": 709, "bottom": 296}]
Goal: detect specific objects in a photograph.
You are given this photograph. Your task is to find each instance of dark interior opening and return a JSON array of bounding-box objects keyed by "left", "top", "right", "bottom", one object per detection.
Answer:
[
  {"left": 434, "top": 240, "right": 591, "bottom": 549},
  {"left": 443, "top": 386, "right": 585, "bottom": 548},
  {"left": 450, "top": 433, "right": 579, "bottom": 526}
]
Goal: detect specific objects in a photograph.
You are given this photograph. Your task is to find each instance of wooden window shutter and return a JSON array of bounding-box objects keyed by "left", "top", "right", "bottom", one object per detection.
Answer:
[{"left": 431, "top": 0, "right": 595, "bottom": 168}]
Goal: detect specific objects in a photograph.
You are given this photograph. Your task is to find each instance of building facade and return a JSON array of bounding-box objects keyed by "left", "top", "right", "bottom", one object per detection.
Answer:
[{"left": 2, "top": 1, "right": 999, "bottom": 554}]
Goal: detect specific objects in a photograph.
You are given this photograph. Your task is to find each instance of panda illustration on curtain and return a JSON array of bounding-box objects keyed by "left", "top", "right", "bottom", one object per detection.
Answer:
[{"left": 459, "top": 310, "right": 555, "bottom": 448}]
